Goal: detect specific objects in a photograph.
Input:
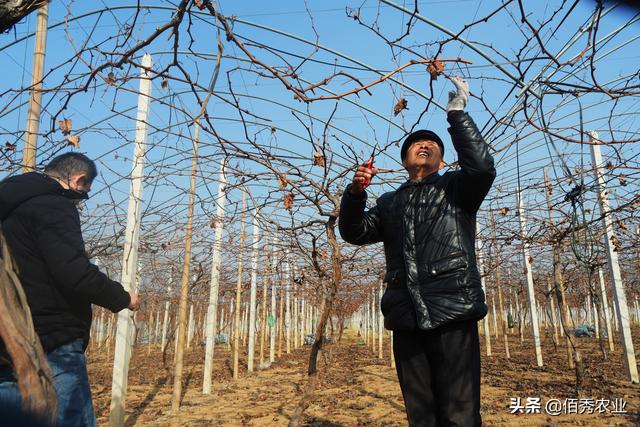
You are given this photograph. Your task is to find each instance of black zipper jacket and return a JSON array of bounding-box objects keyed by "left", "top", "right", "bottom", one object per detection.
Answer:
[
  {"left": 339, "top": 111, "right": 496, "bottom": 330},
  {"left": 0, "top": 172, "right": 130, "bottom": 361}
]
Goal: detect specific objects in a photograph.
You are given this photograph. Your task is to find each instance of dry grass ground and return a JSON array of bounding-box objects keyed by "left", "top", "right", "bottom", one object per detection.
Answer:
[{"left": 87, "top": 326, "right": 640, "bottom": 426}]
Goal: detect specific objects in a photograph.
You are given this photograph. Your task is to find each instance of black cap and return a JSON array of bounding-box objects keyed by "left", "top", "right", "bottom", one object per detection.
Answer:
[{"left": 400, "top": 130, "right": 445, "bottom": 160}]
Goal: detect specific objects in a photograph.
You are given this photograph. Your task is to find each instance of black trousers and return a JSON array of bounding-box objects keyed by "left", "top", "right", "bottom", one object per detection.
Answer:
[{"left": 393, "top": 320, "right": 481, "bottom": 427}]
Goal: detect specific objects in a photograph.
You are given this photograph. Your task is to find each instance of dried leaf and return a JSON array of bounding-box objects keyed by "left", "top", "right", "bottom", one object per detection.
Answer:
[
  {"left": 283, "top": 193, "right": 294, "bottom": 210},
  {"left": 427, "top": 60, "right": 445, "bottom": 80},
  {"left": 210, "top": 217, "right": 218, "bottom": 229},
  {"left": 278, "top": 174, "right": 287, "bottom": 189},
  {"left": 313, "top": 151, "right": 325, "bottom": 167},
  {"left": 58, "top": 118, "right": 72, "bottom": 135},
  {"left": 393, "top": 98, "right": 408, "bottom": 116},
  {"left": 4, "top": 142, "right": 16, "bottom": 151},
  {"left": 616, "top": 219, "right": 628, "bottom": 232},
  {"left": 611, "top": 235, "right": 622, "bottom": 251},
  {"left": 105, "top": 72, "right": 116, "bottom": 85},
  {"left": 66, "top": 134, "right": 80, "bottom": 148},
  {"left": 528, "top": 256, "right": 534, "bottom": 265},
  {"left": 500, "top": 207, "right": 509, "bottom": 216},
  {"left": 161, "top": 78, "right": 169, "bottom": 89}
]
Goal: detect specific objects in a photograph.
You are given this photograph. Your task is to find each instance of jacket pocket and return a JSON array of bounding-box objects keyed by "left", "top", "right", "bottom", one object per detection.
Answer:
[
  {"left": 422, "top": 252, "right": 468, "bottom": 279},
  {"left": 380, "top": 288, "right": 417, "bottom": 330}
]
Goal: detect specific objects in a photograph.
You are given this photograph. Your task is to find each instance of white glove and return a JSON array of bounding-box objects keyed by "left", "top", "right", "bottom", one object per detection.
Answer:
[{"left": 446, "top": 76, "right": 469, "bottom": 112}]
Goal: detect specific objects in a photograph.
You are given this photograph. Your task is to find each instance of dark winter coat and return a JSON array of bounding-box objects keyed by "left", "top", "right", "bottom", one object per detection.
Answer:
[
  {"left": 339, "top": 111, "right": 496, "bottom": 331},
  {"left": 0, "top": 172, "right": 130, "bottom": 363}
]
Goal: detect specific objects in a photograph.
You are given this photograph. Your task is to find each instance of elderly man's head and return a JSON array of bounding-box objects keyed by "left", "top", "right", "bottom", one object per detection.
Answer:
[{"left": 400, "top": 130, "right": 445, "bottom": 179}]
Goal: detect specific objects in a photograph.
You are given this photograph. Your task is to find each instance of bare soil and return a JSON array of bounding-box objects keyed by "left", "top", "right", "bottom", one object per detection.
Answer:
[{"left": 87, "top": 327, "right": 640, "bottom": 426}]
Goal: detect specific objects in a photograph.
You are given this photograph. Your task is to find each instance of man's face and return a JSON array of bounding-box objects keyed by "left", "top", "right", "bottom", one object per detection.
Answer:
[
  {"left": 66, "top": 174, "right": 92, "bottom": 203},
  {"left": 402, "top": 139, "right": 443, "bottom": 174},
  {"left": 71, "top": 175, "right": 92, "bottom": 194}
]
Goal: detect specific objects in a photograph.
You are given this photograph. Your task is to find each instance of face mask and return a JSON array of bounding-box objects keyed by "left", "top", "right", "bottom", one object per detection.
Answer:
[{"left": 60, "top": 188, "right": 90, "bottom": 201}]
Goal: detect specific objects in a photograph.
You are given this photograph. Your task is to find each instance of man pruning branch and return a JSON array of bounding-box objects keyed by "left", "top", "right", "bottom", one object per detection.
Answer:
[{"left": 339, "top": 76, "right": 495, "bottom": 426}]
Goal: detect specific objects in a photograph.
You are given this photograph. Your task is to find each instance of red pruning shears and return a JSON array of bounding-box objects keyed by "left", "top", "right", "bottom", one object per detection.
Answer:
[{"left": 361, "top": 144, "right": 377, "bottom": 189}]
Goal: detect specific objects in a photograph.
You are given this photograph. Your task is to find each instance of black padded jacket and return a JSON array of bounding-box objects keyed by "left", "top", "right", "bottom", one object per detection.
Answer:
[
  {"left": 339, "top": 111, "right": 496, "bottom": 330},
  {"left": 0, "top": 172, "right": 130, "bottom": 363}
]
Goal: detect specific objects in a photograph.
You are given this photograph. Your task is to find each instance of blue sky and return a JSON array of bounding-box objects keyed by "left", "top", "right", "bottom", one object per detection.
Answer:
[{"left": 0, "top": 1, "right": 638, "bottom": 281}]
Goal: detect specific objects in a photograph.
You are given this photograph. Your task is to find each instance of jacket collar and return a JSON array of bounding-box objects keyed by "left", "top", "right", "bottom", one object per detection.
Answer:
[
  {"left": 41, "top": 173, "right": 89, "bottom": 200},
  {"left": 0, "top": 172, "right": 87, "bottom": 221},
  {"left": 397, "top": 171, "right": 441, "bottom": 191}
]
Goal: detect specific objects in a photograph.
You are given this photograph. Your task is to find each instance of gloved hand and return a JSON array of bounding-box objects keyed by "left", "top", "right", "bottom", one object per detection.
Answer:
[{"left": 446, "top": 76, "right": 469, "bottom": 112}]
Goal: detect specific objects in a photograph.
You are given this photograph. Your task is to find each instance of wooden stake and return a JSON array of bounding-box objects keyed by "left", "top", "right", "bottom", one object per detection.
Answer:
[
  {"left": 548, "top": 280, "right": 559, "bottom": 346},
  {"left": 284, "top": 253, "right": 291, "bottom": 354},
  {"left": 490, "top": 212, "right": 510, "bottom": 358},
  {"left": 232, "top": 191, "right": 246, "bottom": 380},
  {"left": 491, "top": 295, "right": 498, "bottom": 338},
  {"left": 241, "top": 304, "right": 248, "bottom": 347},
  {"left": 293, "top": 294, "right": 299, "bottom": 349},
  {"left": 161, "top": 290, "right": 171, "bottom": 352},
  {"left": 476, "top": 235, "right": 492, "bottom": 356},
  {"left": 147, "top": 303, "right": 155, "bottom": 355},
  {"left": 590, "top": 133, "right": 639, "bottom": 383},
  {"left": 203, "top": 159, "right": 226, "bottom": 393},
  {"left": 277, "top": 278, "right": 284, "bottom": 358},
  {"left": 154, "top": 308, "right": 160, "bottom": 345},
  {"left": 390, "top": 330, "right": 395, "bottom": 368},
  {"left": 247, "top": 209, "right": 260, "bottom": 372},
  {"left": 97, "top": 308, "right": 105, "bottom": 347},
  {"left": 269, "top": 239, "right": 277, "bottom": 364},
  {"left": 592, "top": 294, "right": 600, "bottom": 338},
  {"left": 186, "top": 304, "right": 194, "bottom": 349},
  {"left": 22, "top": 3, "right": 48, "bottom": 172},
  {"left": 259, "top": 233, "right": 270, "bottom": 366},
  {"left": 109, "top": 53, "right": 152, "bottom": 427},
  {"left": 378, "top": 280, "right": 384, "bottom": 359},
  {"left": 517, "top": 185, "right": 543, "bottom": 366},
  {"left": 301, "top": 298, "right": 306, "bottom": 345}
]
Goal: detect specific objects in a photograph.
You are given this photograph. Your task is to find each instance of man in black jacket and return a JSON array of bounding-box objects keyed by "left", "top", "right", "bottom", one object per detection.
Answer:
[
  {"left": 0, "top": 153, "right": 140, "bottom": 426},
  {"left": 339, "top": 77, "right": 495, "bottom": 426}
]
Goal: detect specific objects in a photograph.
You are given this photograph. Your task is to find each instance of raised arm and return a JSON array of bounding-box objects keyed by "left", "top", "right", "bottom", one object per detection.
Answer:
[{"left": 446, "top": 77, "right": 496, "bottom": 212}]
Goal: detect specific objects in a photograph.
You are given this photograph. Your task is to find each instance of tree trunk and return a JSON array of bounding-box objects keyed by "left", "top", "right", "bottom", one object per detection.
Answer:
[
  {"left": 544, "top": 170, "right": 575, "bottom": 369},
  {"left": 554, "top": 247, "right": 575, "bottom": 369},
  {"left": 171, "top": 122, "right": 200, "bottom": 414},
  {"left": 0, "top": 0, "right": 49, "bottom": 33},
  {"left": 0, "top": 228, "right": 56, "bottom": 423},
  {"left": 289, "top": 216, "right": 342, "bottom": 427}
]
